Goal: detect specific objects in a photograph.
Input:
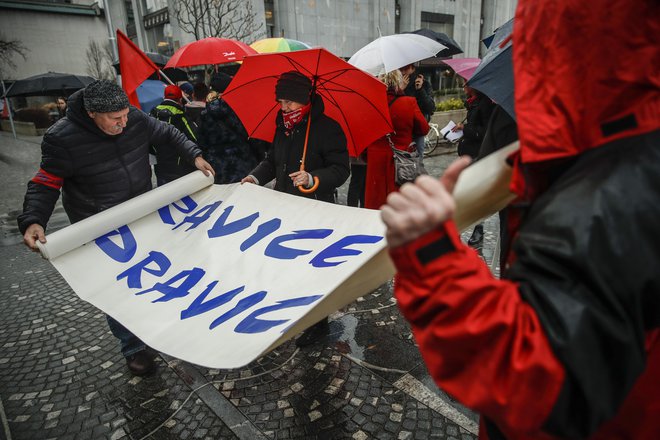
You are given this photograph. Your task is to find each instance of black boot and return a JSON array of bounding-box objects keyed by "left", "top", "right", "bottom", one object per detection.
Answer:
[
  {"left": 125, "top": 350, "right": 156, "bottom": 376},
  {"left": 295, "top": 317, "right": 330, "bottom": 347},
  {"left": 467, "top": 224, "right": 484, "bottom": 249}
]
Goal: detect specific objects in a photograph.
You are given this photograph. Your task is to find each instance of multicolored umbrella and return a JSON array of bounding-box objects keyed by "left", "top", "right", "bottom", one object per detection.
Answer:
[
  {"left": 165, "top": 37, "right": 257, "bottom": 68},
  {"left": 250, "top": 37, "right": 311, "bottom": 53}
]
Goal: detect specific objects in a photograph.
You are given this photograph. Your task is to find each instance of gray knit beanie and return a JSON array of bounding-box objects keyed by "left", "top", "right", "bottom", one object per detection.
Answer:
[{"left": 83, "top": 80, "right": 130, "bottom": 113}]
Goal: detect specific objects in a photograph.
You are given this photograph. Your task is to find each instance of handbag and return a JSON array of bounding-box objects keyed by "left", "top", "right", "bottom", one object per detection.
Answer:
[
  {"left": 386, "top": 95, "right": 426, "bottom": 185},
  {"left": 389, "top": 135, "right": 424, "bottom": 186}
]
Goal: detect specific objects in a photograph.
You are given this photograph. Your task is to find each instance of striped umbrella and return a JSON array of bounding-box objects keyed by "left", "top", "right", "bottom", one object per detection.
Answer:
[{"left": 250, "top": 37, "right": 311, "bottom": 53}]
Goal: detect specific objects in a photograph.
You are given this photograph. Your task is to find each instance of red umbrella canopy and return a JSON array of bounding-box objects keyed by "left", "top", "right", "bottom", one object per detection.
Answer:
[
  {"left": 165, "top": 37, "right": 257, "bottom": 68},
  {"left": 222, "top": 48, "right": 393, "bottom": 157}
]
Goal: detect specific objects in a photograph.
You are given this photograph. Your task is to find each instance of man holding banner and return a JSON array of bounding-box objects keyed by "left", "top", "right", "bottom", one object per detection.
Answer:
[
  {"left": 17, "top": 79, "right": 214, "bottom": 375},
  {"left": 381, "top": 0, "right": 659, "bottom": 438}
]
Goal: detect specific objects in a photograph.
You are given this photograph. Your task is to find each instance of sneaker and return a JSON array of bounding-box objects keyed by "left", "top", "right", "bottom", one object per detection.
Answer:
[
  {"left": 126, "top": 351, "right": 156, "bottom": 376},
  {"left": 295, "top": 318, "right": 330, "bottom": 347},
  {"left": 467, "top": 224, "right": 484, "bottom": 249}
]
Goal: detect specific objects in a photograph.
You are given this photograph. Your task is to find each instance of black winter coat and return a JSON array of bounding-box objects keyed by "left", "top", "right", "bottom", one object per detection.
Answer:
[
  {"left": 17, "top": 89, "right": 201, "bottom": 234},
  {"left": 249, "top": 95, "right": 349, "bottom": 203},
  {"left": 457, "top": 93, "right": 495, "bottom": 159},
  {"left": 404, "top": 77, "right": 435, "bottom": 121},
  {"left": 195, "top": 98, "right": 257, "bottom": 184},
  {"left": 149, "top": 99, "right": 198, "bottom": 183}
]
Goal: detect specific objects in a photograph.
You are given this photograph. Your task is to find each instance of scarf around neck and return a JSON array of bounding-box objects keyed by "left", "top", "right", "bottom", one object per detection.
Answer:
[{"left": 282, "top": 103, "right": 311, "bottom": 131}]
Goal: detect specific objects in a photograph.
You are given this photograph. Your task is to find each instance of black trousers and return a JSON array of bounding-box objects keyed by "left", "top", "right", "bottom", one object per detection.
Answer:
[{"left": 347, "top": 164, "right": 366, "bottom": 207}]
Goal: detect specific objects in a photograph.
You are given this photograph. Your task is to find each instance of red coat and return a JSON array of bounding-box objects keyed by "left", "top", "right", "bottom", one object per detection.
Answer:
[
  {"left": 364, "top": 94, "right": 429, "bottom": 209},
  {"left": 390, "top": 0, "right": 660, "bottom": 438}
]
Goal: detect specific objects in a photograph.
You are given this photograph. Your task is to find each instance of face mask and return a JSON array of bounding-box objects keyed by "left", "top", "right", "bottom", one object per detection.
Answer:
[{"left": 282, "top": 103, "right": 311, "bottom": 130}]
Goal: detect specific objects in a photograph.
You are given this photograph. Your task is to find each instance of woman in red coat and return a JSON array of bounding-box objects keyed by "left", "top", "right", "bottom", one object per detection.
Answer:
[{"left": 364, "top": 70, "right": 429, "bottom": 209}]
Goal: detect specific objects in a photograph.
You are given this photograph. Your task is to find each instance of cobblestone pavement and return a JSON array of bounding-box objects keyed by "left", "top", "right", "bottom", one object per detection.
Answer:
[{"left": 0, "top": 132, "right": 500, "bottom": 439}]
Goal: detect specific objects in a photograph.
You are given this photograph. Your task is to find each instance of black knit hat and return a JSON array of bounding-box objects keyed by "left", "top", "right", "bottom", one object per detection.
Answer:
[
  {"left": 210, "top": 73, "right": 232, "bottom": 93},
  {"left": 275, "top": 71, "right": 312, "bottom": 104},
  {"left": 83, "top": 80, "right": 130, "bottom": 113}
]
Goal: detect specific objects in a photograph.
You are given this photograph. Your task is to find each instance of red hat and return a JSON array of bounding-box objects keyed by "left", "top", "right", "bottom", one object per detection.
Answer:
[{"left": 164, "top": 85, "right": 182, "bottom": 100}]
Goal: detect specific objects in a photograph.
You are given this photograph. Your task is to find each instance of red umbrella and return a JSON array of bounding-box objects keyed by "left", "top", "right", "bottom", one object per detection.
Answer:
[
  {"left": 222, "top": 48, "right": 393, "bottom": 157},
  {"left": 165, "top": 37, "right": 257, "bottom": 68}
]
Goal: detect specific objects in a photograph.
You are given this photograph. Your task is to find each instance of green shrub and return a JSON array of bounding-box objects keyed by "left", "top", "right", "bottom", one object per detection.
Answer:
[{"left": 436, "top": 98, "right": 464, "bottom": 112}]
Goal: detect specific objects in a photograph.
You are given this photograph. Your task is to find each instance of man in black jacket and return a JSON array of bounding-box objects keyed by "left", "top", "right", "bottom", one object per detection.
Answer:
[
  {"left": 400, "top": 63, "right": 435, "bottom": 121},
  {"left": 149, "top": 84, "right": 198, "bottom": 185},
  {"left": 18, "top": 80, "right": 214, "bottom": 375}
]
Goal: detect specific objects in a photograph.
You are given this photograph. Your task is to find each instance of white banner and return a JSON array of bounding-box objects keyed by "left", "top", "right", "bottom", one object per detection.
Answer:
[{"left": 41, "top": 172, "right": 394, "bottom": 368}]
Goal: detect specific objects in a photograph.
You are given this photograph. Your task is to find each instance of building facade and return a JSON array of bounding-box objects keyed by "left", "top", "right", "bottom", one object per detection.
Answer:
[{"left": 1, "top": 0, "right": 516, "bottom": 82}]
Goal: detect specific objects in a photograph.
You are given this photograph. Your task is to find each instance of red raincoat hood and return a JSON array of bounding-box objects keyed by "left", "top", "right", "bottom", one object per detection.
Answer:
[{"left": 511, "top": 0, "right": 660, "bottom": 196}]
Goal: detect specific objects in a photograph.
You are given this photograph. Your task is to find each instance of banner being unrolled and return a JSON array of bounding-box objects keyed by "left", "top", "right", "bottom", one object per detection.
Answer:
[
  {"left": 39, "top": 142, "right": 517, "bottom": 369},
  {"left": 40, "top": 172, "right": 394, "bottom": 368}
]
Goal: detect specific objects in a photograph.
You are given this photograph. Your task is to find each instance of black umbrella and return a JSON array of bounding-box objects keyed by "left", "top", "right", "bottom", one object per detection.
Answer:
[
  {"left": 111, "top": 52, "right": 188, "bottom": 82},
  {"left": 112, "top": 51, "right": 170, "bottom": 70},
  {"left": 408, "top": 29, "right": 463, "bottom": 57},
  {"left": 4, "top": 72, "right": 96, "bottom": 97},
  {"left": 468, "top": 19, "right": 515, "bottom": 119}
]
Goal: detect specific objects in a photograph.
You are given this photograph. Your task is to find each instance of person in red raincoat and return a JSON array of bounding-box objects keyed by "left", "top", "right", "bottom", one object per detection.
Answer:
[
  {"left": 380, "top": 0, "right": 659, "bottom": 438},
  {"left": 364, "top": 69, "right": 429, "bottom": 209}
]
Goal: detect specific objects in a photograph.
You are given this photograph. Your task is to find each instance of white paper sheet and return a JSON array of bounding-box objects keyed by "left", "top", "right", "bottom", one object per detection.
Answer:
[{"left": 440, "top": 120, "right": 463, "bottom": 142}]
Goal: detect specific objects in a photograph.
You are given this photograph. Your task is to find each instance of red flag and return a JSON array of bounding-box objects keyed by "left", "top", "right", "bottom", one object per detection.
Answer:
[{"left": 116, "top": 30, "right": 158, "bottom": 109}]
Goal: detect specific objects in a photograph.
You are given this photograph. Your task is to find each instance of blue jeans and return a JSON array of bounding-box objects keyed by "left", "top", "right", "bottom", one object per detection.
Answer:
[
  {"left": 106, "top": 315, "right": 146, "bottom": 358},
  {"left": 414, "top": 135, "right": 426, "bottom": 157}
]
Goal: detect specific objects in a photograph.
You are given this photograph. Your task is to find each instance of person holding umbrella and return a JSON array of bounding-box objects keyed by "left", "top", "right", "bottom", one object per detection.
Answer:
[
  {"left": 454, "top": 84, "right": 495, "bottom": 249},
  {"left": 241, "top": 71, "right": 350, "bottom": 345},
  {"left": 364, "top": 69, "right": 429, "bottom": 210}
]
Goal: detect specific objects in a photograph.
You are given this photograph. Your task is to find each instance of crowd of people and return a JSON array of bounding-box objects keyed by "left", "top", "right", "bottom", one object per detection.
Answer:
[{"left": 17, "top": 0, "right": 658, "bottom": 436}]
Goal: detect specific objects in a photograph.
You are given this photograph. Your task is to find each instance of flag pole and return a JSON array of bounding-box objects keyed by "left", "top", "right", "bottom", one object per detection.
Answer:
[{"left": 157, "top": 69, "right": 191, "bottom": 104}]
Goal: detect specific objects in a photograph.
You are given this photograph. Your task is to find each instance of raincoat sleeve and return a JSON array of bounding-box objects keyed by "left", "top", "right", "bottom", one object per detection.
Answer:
[
  {"left": 391, "top": 194, "right": 657, "bottom": 439},
  {"left": 17, "top": 132, "right": 73, "bottom": 235},
  {"left": 390, "top": 220, "right": 565, "bottom": 437}
]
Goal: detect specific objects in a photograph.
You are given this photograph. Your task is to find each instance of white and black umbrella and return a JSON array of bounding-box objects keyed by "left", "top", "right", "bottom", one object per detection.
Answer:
[{"left": 348, "top": 34, "right": 446, "bottom": 76}]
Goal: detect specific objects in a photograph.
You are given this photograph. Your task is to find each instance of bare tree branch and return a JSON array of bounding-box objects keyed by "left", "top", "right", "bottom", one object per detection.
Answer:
[
  {"left": 172, "top": 0, "right": 263, "bottom": 41},
  {"left": 85, "top": 40, "right": 115, "bottom": 80},
  {"left": 0, "top": 34, "right": 28, "bottom": 78}
]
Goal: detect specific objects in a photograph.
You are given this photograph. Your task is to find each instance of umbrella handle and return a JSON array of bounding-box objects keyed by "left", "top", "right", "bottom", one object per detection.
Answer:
[
  {"left": 298, "top": 175, "right": 319, "bottom": 193},
  {"left": 297, "top": 110, "right": 319, "bottom": 194}
]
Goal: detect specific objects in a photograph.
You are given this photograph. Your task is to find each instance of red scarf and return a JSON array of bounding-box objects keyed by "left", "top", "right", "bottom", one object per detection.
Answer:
[{"left": 282, "top": 103, "right": 311, "bottom": 131}]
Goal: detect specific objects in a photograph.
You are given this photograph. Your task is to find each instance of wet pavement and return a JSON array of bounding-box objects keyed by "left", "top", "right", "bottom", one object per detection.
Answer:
[{"left": 0, "top": 131, "right": 500, "bottom": 439}]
